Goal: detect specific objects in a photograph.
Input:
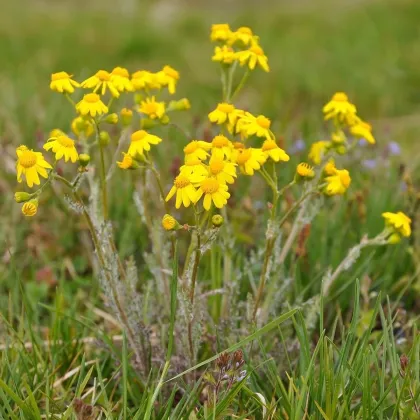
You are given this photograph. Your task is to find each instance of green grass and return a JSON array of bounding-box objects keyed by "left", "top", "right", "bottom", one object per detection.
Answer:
[{"left": 1, "top": 0, "right": 420, "bottom": 417}]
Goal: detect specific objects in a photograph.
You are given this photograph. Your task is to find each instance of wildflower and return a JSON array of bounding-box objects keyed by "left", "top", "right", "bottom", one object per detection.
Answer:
[
  {"left": 14, "top": 192, "right": 32, "bottom": 203},
  {"left": 324, "top": 169, "right": 351, "bottom": 195},
  {"left": 212, "top": 45, "right": 236, "bottom": 65},
  {"left": 105, "top": 113, "right": 119, "bottom": 124},
  {"left": 79, "top": 154, "right": 91, "bottom": 167},
  {"left": 296, "top": 163, "right": 315, "bottom": 179},
  {"left": 323, "top": 92, "right": 357, "bottom": 123},
  {"left": 237, "top": 114, "right": 272, "bottom": 140},
  {"left": 183, "top": 140, "right": 212, "bottom": 161},
  {"left": 81, "top": 70, "right": 120, "bottom": 97},
  {"left": 210, "top": 23, "right": 232, "bottom": 42},
  {"left": 228, "top": 27, "right": 255, "bottom": 47},
  {"left": 234, "top": 147, "right": 266, "bottom": 176},
  {"left": 211, "top": 134, "right": 233, "bottom": 159},
  {"left": 208, "top": 154, "right": 237, "bottom": 184},
  {"left": 138, "top": 96, "right": 165, "bottom": 120},
  {"left": 49, "top": 128, "right": 66, "bottom": 138},
  {"left": 387, "top": 141, "right": 401, "bottom": 156},
  {"left": 71, "top": 116, "right": 94, "bottom": 138},
  {"left": 382, "top": 212, "right": 411, "bottom": 238},
  {"left": 43, "top": 135, "right": 79, "bottom": 163},
  {"left": 166, "top": 174, "right": 198, "bottom": 209},
  {"left": 331, "top": 130, "right": 346, "bottom": 144},
  {"left": 117, "top": 153, "right": 139, "bottom": 169},
  {"left": 110, "top": 67, "right": 133, "bottom": 92},
  {"left": 131, "top": 70, "right": 161, "bottom": 90},
  {"left": 324, "top": 159, "right": 336, "bottom": 176},
  {"left": 236, "top": 45, "right": 269, "bottom": 72},
  {"left": 128, "top": 130, "right": 162, "bottom": 158},
  {"left": 76, "top": 93, "right": 108, "bottom": 117},
  {"left": 22, "top": 199, "right": 38, "bottom": 217},
  {"left": 180, "top": 157, "right": 208, "bottom": 178},
  {"left": 262, "top": 139, "right": 289, "bottom": 163},
  {"left": 158, "top": 65, "right": 179, "bottom": 94},
  {"left": 99, "top": 131, "right": 111, "bottom": 146},
  {"left": 308, "top": 141, "right": 330, "bottom": 165},
  {"left": 212, "top": 214, "right": 224, "bottom": 227},
  {"left": 50, "top": 71, "right": 80, "bottom": 94},
  {"left": 162, "top": 214, "right": 180, "bottom": 231},
  {"left": 208, "top": 103, "right": 240, "bottom": 125},
  {"left": 16, "top": 146, "right": 52, "bottom": 188},
  {"left": 121, "top": 108, "right": 133, "bottom": 126},
  {"left": 196, "top": 177, "right": 230, "bottom": 210},
  {"left": 350, "top": 120, "right": 375, "bottom": 145}
]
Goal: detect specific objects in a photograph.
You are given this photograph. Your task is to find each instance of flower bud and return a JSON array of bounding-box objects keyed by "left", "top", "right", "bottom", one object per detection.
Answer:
[
  {"left": 160, "top": 114, "right": 170, "bottom": 125},
  {"left": 295, "top": 162, "right": 315, "bottom": 182},
  {"left": 120, "top": 108, "right": 133, "bottom": 126},
  {"left": 22, "top": 199, "right": 38, "bottom": 217},
  {"left": 162, "top": 214, "right": 180, "bottom": 231},
  {"left": 211, "top": 214, "right": 224, "bottom": 227},
  {"left": 140, "top": 118, "right": 158, "bottom": 130},
  {"left": 99, "top": 131, "right": 111, "bottom": 147},
  {"left": 79, "top": 153, "right": 91, "bottom": 167},
  {"left": 388, "top": 233, "right": 401, "bottom": 244},
  {"left": 168, "top": 98, "right": 191, "bottom": 111},
  {"left": 335, "top": 145, "right": 347, "bottom": 155},
  {"left": 49, "top": 128, "right": 65, "bottom": 138},
  {"left": 14, "top": 191, "right": 33, "bottom": 203},
  {"left": 117, "top": 153, "right": 140, "bottom": 170},
  {"left": 105, "top": 113, "right": 119, "bottom": 124},
  {"left": 400, "top": 354, "right": 409, "bottom": 372}
]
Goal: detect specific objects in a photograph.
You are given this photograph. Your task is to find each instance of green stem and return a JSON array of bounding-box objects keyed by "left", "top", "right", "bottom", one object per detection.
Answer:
[
  {"left": 230, "top": 69, "right": 250, "bottom": 102},
  {"left": 95, "top": 122, "right": 108, "bottom": 220}
]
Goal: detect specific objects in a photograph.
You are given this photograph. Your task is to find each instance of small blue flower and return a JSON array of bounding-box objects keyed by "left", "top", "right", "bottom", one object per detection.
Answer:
[
  {"left": 388, "top": 141, "right": 401, "bottom": 156},
  {"left": 290, "top": 138, "right": 306, "bottom": 154}
]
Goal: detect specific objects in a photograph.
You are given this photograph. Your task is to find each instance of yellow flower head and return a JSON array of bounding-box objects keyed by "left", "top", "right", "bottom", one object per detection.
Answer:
[
  {"left": 50, "top": 71, "right": 80, "bottom": 94},
  {"left": 350, "top": 120, "right": 375, "bottom": 145},
  {"left": 138, "top": 96, "right": 165, "bottom": 120},
  {"left": 71, "top": 116, "right": 95, "bottom": 138},
  {"left": 236, "top": 44, "right": 269, "bottom": 72},
  {"left": 208, "top": 103, "right": 240, "bottom": 126},
  {"left": 128, "top": 130, "right": 162, "bottom": 158},
  {"left": 183, "top": 140, "right": 212, "bottom": 161},
  {"left": 76, "top": 93, "right": 108, "bottom": 117},
  {"left": 162, "top": 214, "right": 179, "bottom": 231},
  {"left": 382, "top": 212, "right": 411, "bottom": 237},
  {"left": 296, "top": 162, "right": 315, "bottom": 179},
  {"left": 120, "top": 108, "right": 133, "bottom": 126},
  {"left": 308, "top": 141, "right": 331, "bottom": 165},
  {"left": 131, "top": 70, "right": 162, "bottom": 90},
  {"left": 324, "top": 169, "right": 351, "bottom": 195},
  {"left": 158, "top": 65, "right": 180, "bottom": 94},
  {"left": 22, "top": 199, "right": 38, "bottom": 217},
  {"left": 43, "top": 135, "right": 79, "bottom": 163},
  {"left": 323, "top": 159, "right": 336, "bottom": 176},
  {"left": 49, "top": 128, "right": 66, "bottom": 138},
  {"left": 234, "top": 147, "right": 266, "bottom": 176},
  {"left": 196, "top": 176, "right": 230, "bottom": 211},
  {"left": 323, "top": 92, "right": 357, "bottom": 124},
  {"left": 212, "top": 46, "right": 236, "bottom": 65},
  {"left": 166, "top": 174, "right": 198, "bottom": 209},
  {"left": 81, "top": 70, "right": 120, "bottom": 97},
  {"left": 228, "top": 26, "right": 256, "bottom": 47},
  {"left": 208, "top": 154, "right": 237, "bottom": 184},
  {"left": 210, "top": 23, "right": 232, "bottom": 42},
  {"left": 16, "top": 147, "right": 52, "bottom": 188},
  {"left": 262, "top": 139, "right": 290, "bottom": 163},
  {"left": 211, "top": 134, "right": 233, "bottom": 159},
  {"left": 180, "top": 157, "right": 208, "bottom": 179},
  {"left": 236, "top": 114, "right": 272, "bottom": 140},
  {"left": 331, "top": 130, "right": 346, "bottom": 144},
  {"left": 117, "top": 152, "right": 138, "bottom": 169},
  {"left": 110, "top": 67, "right": 134, "bottom": 93}
]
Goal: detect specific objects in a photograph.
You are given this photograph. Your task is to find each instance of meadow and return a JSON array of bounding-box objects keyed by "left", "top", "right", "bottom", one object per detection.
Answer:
[{"left": 0, "top": 0, "right": 419, "bottom": 418}]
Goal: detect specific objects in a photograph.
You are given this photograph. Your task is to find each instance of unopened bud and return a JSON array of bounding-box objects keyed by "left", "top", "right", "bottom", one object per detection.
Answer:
[
  {"left": 120, "top": 108, "right": 133, "bottom": 126},
  {"left": 140, "top": 118, "right": 158, "bottom": 130},
  {"left": 22, "top": 199, "right": 38, "bottom": 217},
  {"left": 14, "top": 191, "right": 33, "bottom": 203},
  {"left": 105, "top": 113, "right": 118, "bottom": 124},
  {"left": 168, "top": 98, "right": 191, "bottom": 111},
  {"left": 99, "top": 131, "right": 111, "bottom": 146},
  {"left": 162, "top": 214, "right": 180, "bottom": 231},
  {"left": 388, "top": 233, "right": 401, "bottom": 244},
  {"left": 212, "top": 214, "right": 224, "bottom": 227},
  {"left": 79, "top": 154, "right": 91, "bottom": 167},
  {"left": 335, "top": 145, "right": 347, "bottom": 155},
  {"left": 160, "top": 114, "right": 170, "bottom": 125}
]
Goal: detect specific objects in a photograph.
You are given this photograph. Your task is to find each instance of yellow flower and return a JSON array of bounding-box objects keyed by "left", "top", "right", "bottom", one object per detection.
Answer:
[
  {"left": 50, "top": 72, "right": 80, "bottom": 94},
  {"left": 323, "top": 92, "right": 357, "bottom": 123},
  {"left": 76, "top": 93, "right": 108, "bottom": 117},
  {"left": 180, "top": 157, "right": 208, "bottom": 179},
  {"left": 16, "top": 146, "right": 52, "bottom": 188},
  {"left": 49, "top": 128, "right": 66, "bottom": 138},
  {"left": 196, "top": 177, "right": 230, "bottom": 211},
  {"left": 110, "top": 67, "right": 133, "bottom": 92},
  {"left": 22, "top": 199, "right": 38, "bottom": 217},
  {"left": 208, "top": 103, "right": 240, "bottom": 125},
  {"left": 71, "top": 116, "right": 95, "bottom": 138},
  {"left": 234, "top": 147, "right": 266, "bottom": 176},
  {"left": 131, "top": 70, "right": 161, "bottom": 90},
  {"left": 166, "top": 174, "right": 198, "bottom": 209},
  {"left": 382, "top": 212, "right": 411, "bottom": 237},
  {"left": 158, "top": 65, "right": 179, "bottom": 94},
  {"left": 350, "top": 120, "right": 375, "bottom": 145},
  {"left": 138, "top": 96, "right": 165, "bottom": 120},
  {"left": 212, "top": 46, "right": 236, "bottom": 64},
  {"left": 183, "top": 140, "right": 212, "bottom": 161},
  {"left": 323, "top": 159, "right": 336, "bottom": 176},
  {"left": 228, "top": 27, "right": 256, "bottom": 47},
  {"left": 208, "top": 155, "right": 237, "bottom": 184},
  {"left": 324, "top": 169, "right": 351, "bottom": 195},
  {"left": 81, "top": 70, "right": 120, "bottom": 97},
  {"left": 236, "top": 114, "right": 272, "bottom": 140},
  {"left": 162, "top": 214, "right": 179, "bottom": 231},
  {"left": 262, "top": 139, "right": 290, "bottom": 163},
  {"left": 210, "top": 23, "right": 232, "bottom": 42},
  {"left": 308, "top": 141, "right": 331, "bottom": 165},
  {"left": 296, "top": 163, "right": 315, "bottom": 179},
  {"left": 43, "top": 135, "right": 79, "bottom": 163},
  {"left": 211, "top": 135, "right": 233, "bottom": 159},
  {"left": 120, "top": 108, "right": 133, "bottom": 126},
  {"left": 128, "top": 130, "right": 162, "bottom": 158},
  {"left": 236, "top": 45, "right": 269, "bottom": 72},
  {"left": 331, "top": 130, "right": 346, "bottom": 144},
  {"left": 117, "top": 153, "right": 139, "bottom": 169}
]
